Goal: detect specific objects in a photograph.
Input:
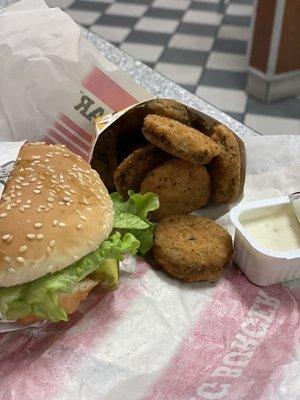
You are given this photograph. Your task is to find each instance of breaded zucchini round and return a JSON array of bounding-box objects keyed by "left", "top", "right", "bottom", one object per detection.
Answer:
[
  {"left": 114, "top": 144, "right": 168, "bottom": 199},
  {"left": 153, "top": 215, "right": 232, "bottom": 282},
  {"left": 207, "top": 123, "right": 241, "bottom": 203},
  {"left": 140, "top": 159, "right": 211, "bottom": 221},
  {"left": 145, "top": 99, "right": 191, "bottom": 125},
  {"left": 142, "top": 115, "right": 220, "bottom": 165}
]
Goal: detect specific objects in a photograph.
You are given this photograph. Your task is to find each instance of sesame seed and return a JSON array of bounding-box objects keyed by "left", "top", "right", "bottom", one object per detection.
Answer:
[
  {"left": 58, "top": 222, "right": 66, "bottom": 228},
  {"left": 32, "top": 155, "right": 41, "bottom": 160},
  {"left": 34, "top": 223, "right": 43, "bottom": 228},
  {"left": 47, "top": 197, "right": 54, "bottom": 202},
  {"left": 64, "top": 191, "right": 71, "bottom": 196},
  {"left": 20, "top": 207, "right": 25, "bottom": 212},
  {"left": 33, "top": 190, "right": 41, "bottom": 194},
  {"left": 16, "top": 185, "right": 21, "bottom": 189},
  {"left": 58, "top": 201, "right": 64, "bottom": 205},
  {"left": 70, "top": 189, "right": 76, "bottom": 194},
  {"left": 27, "top": 234, "right": 35, "bottom": 239},
  {"left": 73, "top": 255, "right": 79, "bottom": 260},
  {"left": 49, "top": 239, "right": 55, "bottom": 248},
  {"left": 36, "top": 185, "right": 43, "bottom": 189},
  {"left": 16, "top": 192, "right": 22, "bottom": 196},
  {"left": 8, "top": 268, "right": 16, "bottom": 273},
  {"left": 30, "top": 177, "right": 36, "bottom": 182},
  {"left": 47, "top": 265, "right": 54, "bottom": 273},
  {"left": 18, "top": 176, "right": 25, "bottom": 181},
  {"left": 19, "top": 245, "right": 28, "bottom": 253},
  {"left": 63, "top": 196, "right": 70, "bottom": 202},
  {"left": 45, "top": 159, "right": 49, "bottom": 162},
  {"left": 2, "top": 234, "right": 10, "bottom": 241},
  {"left": 77, "top": 224, "right": 83, "bottom": 230},
  {"left": 87, "top": 240, "right": 93, "bottom": 246},
  {"left": 80, "top": 215, "right": 87, "bottom": 221},
  {"left": 22, "top": 182, "right": 29, "bottom": 186},
  {"left": 36, "top": 234, "right": 44, "bottom": 240},
  {"left": 46, "top": 247, "right": 52, "bottom": 255},
  {"left": 26, "top": 200, "right": 32, "bottom": 204},
  {"left": 45, "top": 207, "right": 50, "bottom": 212},
  {"left": 15, "top": 179, "right": 21, "bottom": 184},
  {"left": 4, "top": 256, "right": 11, "bottom": 262},
  {"left": 0, "top": 213, "right": 7, "bottom": 218},
  {"left": 16, "top": 257, "right": 24, "bottom": 263},
  {"left": 23, "top": 204, "right": 30, "bottom": 209},
  {"left": 66, "top": 202, "right": 71, "bottom": 206},
  {"left": 53, "top": 219, "right": 58, "bottom": 226},
  {"left": 16, "top": 199, "right": 22, "bottom": 204}
]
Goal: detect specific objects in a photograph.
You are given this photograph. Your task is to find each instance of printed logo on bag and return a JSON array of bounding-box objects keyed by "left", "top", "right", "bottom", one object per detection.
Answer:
[
  {"left": 74, "top": 91, "right": 105, "bottom": 121},
  {"left": 0, "top": 161, "right": 15, "bottom": 187}
]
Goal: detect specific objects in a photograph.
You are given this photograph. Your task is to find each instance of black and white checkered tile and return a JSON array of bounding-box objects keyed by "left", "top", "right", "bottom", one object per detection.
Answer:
[{"left": 47, "top": 0, "right": 300, "bottom": 135}]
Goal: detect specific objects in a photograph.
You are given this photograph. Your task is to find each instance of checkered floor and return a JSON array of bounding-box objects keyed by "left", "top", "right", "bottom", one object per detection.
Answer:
[{"left": 47, "top": 0, "right": 300, "bottom": 135}]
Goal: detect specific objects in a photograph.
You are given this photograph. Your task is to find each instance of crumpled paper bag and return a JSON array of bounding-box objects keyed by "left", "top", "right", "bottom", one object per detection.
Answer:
[
  {"left": 0, "top": 0, "right": 151, "bottom": 159},
  {"left": 0, "top": 135, "right": 300, "bottom": 400}
]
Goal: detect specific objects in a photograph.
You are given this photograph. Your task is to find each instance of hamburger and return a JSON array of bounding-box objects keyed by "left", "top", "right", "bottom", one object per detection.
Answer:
[{"left": 0, "top": 143, "right": 158, "bottom": 323}]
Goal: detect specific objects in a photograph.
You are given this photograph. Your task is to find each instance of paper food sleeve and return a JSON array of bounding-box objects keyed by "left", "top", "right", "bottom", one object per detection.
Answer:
[{"left": 94, "top": 98, "right": 246, "bottom": 220}]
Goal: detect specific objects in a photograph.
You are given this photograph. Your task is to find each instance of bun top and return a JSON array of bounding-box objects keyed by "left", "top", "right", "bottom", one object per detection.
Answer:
[{"left": 0, "top": 143, "right": 114, "bottom": 287}]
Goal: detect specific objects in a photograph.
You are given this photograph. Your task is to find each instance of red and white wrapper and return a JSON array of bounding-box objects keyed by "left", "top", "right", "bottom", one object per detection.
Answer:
[{"left": 0, "top": 131, "right": 300, "bottom": 398}]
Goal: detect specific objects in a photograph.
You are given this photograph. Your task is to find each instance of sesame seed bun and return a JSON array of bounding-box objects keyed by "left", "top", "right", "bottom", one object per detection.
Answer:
[{"left": 0, "top": 143, "right": 114, "bottom": 287}]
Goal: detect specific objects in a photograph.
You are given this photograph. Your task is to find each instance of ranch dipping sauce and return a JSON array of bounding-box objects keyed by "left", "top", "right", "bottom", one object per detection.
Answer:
[{"left": 239, "top": 203, "right": 300, "bottom": 252}]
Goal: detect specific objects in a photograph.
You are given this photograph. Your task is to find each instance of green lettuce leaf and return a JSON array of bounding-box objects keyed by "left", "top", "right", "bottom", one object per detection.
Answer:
[
  {"left": 111, "top": 190, "right": 159, "bottom": 254},
  {"left": 0, "top": 233, "right": 139, "bottom": 322}
]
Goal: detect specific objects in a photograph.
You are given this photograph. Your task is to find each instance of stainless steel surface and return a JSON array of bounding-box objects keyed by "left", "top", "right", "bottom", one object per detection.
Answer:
[{"left": 0, "top": 0, "right": 257, "bottom": 139}]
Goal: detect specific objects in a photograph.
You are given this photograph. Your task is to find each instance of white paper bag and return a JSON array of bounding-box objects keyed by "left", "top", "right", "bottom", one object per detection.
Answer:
[{"left": 0, "top": 0, "right": 151, "bottom": 160}]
